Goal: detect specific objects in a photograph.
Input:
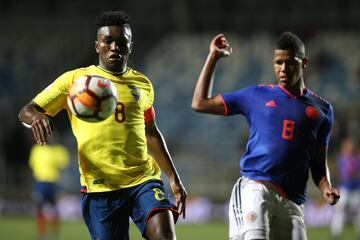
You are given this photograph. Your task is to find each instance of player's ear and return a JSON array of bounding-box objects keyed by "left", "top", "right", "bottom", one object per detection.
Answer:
[
  {"left": 95, "top": 41, "right": 99, "bottom": 53},
  {"left": 302, "top": 57, "right": 308, "bottom": 68}
]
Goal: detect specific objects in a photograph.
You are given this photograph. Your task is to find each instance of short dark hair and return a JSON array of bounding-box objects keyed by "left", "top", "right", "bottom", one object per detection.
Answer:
[
  {"left": 275, "top": 32, "right": 305, "bottom": 58},
  {"left": 95, "top": 10, "right": 130, "bottom": 29}
]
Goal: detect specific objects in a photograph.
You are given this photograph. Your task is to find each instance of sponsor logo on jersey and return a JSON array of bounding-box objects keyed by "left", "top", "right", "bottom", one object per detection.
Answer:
[{"left": 93, "top": 179, "right": 105, "bottom": 184}]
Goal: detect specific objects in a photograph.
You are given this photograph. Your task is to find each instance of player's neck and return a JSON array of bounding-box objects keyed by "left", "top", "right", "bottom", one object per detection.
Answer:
[{"left": 280, "top": 80, "right": 306, "bottom": 97}]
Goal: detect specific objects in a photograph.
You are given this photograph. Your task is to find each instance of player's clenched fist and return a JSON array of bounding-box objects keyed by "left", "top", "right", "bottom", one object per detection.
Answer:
[
  {"left": 323, "top": 187, "right": 340, "bottom": 205},
  {"left": 210, "top": 33, "right": 232, "bottom": 58}
]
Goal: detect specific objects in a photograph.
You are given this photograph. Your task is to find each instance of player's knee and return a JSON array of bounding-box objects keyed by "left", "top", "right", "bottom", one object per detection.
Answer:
[
  {"left": 145, "top": 210, "right": 176, "bottom": 240},
  {"left": 159, "top": 229, "right": 176, "bottom": 240},
  {"left": 146, "top": 228, "right": 176, "bottom": 240}
]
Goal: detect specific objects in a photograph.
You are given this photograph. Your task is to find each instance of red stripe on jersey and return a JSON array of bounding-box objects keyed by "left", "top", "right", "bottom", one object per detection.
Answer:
[
  {"left": 277, "top": 84, "right": 305, "bottom": 99},
  {"left": 258, "top": 83, "right": 275, "bottom": 88},
  {"left": 80, "top": 186, "right": 87, "bottom": 193},
  {"left": 219, "top": 95, "right": 229, "bottom": 115},
  {"left": 144, "top": 106, "right": 156, "bottom": 122}
]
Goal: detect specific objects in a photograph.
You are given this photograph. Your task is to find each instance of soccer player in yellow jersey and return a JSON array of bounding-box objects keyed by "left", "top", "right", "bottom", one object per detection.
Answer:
[
  {"left": 29, "top": 135, "right": 69, "bottom": 239},
  {"left": 19, "top": 10, "right": 187, "bottom": 240}
]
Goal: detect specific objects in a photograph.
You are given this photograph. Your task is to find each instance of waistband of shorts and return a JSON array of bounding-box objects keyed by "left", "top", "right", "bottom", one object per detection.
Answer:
[{"left": 255, "top": 179, "right": 287, "bottom": 198}]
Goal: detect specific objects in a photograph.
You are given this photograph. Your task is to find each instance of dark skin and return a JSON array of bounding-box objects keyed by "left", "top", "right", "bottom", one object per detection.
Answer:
[
  {"left": 19, "top": 24, "right": 187, "bottom": 240},
  {"left": 95, "top": 24, "right": 132, "bottom": 73},
  {"left": 191, "top": 33, "right": 340, "bottom": 205}
]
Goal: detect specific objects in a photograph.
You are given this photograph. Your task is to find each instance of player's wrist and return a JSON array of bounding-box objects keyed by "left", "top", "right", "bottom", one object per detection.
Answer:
[
  {"left": 168, "top": 173, "right": 181, "bottom": 184},
  {"left": 208, "top": 51, "right": 220, "bottom": 61},
  {"left": 318, "top": 177, "right": 331, "bottom": 193}
]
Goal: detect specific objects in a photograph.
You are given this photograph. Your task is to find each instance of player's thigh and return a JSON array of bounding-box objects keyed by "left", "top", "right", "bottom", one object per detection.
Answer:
[
  {"left": 271, "top": 200, "right": 307, "bottom": 240},
  {"left": 131, "top": 180, "right": 178, "bottom": 239},
  {"left": 33, "top": 181, "right": 57, "bottom": 205},
  {"left": 229, "top": 177, "right": 270, "bottom": 240},
  {"left": 81, "top": 193, "right": 130, "bottom": 240},
  {"left": 229, "top": 178, "right": 243, "bottom": 240}
]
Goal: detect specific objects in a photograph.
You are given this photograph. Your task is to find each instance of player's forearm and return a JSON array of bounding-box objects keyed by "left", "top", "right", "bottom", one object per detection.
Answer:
[
  {"left": 318, "top": 175, "right": 332, "bottom": 193},
  {"left": 314, "top": 164, "right": 340, "bottom": 205},
  {"left": 311, "top": 147, "right": 332, "bottom": 191},
  {"left": 150, "top": 142, "right": 180, "bottom": 181},
  {"left": 312, "top": 166, "right": 328, "bottom": 188},
  {"left": 191, "top": 52, "right": 218, "bottom": 111},
  {"left": 147, "top": 127, "right": 180, "bottom": 181}
]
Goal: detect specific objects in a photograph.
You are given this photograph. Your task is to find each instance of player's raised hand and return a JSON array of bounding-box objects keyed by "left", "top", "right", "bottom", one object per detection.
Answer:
[
  {"left": 210, "top": 33, "right": 232, "bottom": 58},
  {"left": 322, "top": 187, "right": 340, "bottom": 205},
  {"left": 170, "top": 178, "right": 187, "bottom": 219},
  {"left": 31, "top": 114, "right": 53, "bottom": 145}
]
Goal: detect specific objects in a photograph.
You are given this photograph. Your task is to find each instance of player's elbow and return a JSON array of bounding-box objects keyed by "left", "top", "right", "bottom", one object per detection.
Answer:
[
  {"left": 192, "top": 99, "right": 225, "bottom": 115},
  {"left": 18, "top": 106, "right": 27, "bottom": 123},
  {"left": 191, "top": 101, "right": 205, "bottom": 113}
]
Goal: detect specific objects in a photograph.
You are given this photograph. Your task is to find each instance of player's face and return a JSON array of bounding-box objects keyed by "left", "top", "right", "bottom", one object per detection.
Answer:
[
  {"left": 95, "top": 25, "right": 132, "bottom": 72},
  {"left": 273, "top": 50, "right": 306, "bottom": 90}
]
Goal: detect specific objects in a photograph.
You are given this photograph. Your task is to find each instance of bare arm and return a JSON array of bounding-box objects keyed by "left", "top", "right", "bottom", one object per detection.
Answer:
[
  {"left": 191, "top": 33, "right": 232, "bottom": 115},
  {"left": 145, "top": 119, "right": 187, "bottom": 218},
  {"left": 18, "top": 101, "right": 53, "bottom": 145},
  {"left": 311, "top": 146, "right": 340, "bottom": 205}
]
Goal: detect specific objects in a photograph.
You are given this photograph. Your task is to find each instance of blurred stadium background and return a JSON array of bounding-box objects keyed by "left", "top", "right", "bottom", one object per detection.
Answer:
[{"left": 0, "top": 0, "right": 359, "bottom": 239}]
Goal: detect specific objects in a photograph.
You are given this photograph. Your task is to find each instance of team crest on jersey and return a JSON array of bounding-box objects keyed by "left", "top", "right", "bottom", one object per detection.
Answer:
[
  {"left": 305, "top": 106, "right": 319, "bottom": 120},
  {"left": 128, "top": 85, "right": 140, "bottom": 101},
  {"left": 265, "top": 100, "right": 277, "bottom": 107},
  {"left": 245, "top": 211, "right": 257, "bottom": 223}
]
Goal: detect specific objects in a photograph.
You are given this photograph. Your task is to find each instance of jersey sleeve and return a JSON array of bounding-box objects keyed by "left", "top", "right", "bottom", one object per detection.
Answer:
[
  {"left": 144, "top": 106, "right": 156, "bottom": 122},
  {"left": 221, "top": 86, "right": 255, "bottom": 116},
  {"left": 316, "top": 104, "right": 334, "bottom": 146},
  {"left": 33, "top": 70, "right": 77, "bottom": 116},
  {"left": 144, "top": 76, "right": 155, "bottom": 122},
  {"left": 145, "top": 78, "right": 155, "bottom": 111}
]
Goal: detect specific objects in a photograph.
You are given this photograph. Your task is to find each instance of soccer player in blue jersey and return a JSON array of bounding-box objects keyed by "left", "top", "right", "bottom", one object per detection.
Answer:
[
  {"left": 19, "top": 10, "right": 187, "bottom": 240},
  {"left": 192, "top": 32, "right": 340, "bottom": 240},
  {"left": 331, "top": 137, "right": 360, "bottom": 240}
]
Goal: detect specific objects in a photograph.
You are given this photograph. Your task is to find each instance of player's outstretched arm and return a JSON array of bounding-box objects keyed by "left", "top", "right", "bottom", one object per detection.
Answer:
[
  {"left": 145, "top": 119, "right": 187, "bottom": 218},
  {"left": 311, "top": 146, "right": 340, "bottom": 205},
  {"left": 18, "top": 101, "right": 53, "bottom": 145},
  {"left": 191, "top": 33, "right": 232, "bottom": 115}
]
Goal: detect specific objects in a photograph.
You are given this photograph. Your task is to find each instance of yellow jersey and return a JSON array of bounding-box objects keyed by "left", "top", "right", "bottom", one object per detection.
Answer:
[
  {"left": 33, "top": 65, "right": 162, "bottom": 192},
  {"left": 29, "top": 144, "right": 69, "bottom": 183}
]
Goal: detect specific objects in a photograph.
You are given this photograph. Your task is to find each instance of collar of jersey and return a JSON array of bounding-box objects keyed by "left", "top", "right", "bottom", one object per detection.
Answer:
[
  {"left": 277, "top": 84, "right": 308, "bottom": 99},
  {"left": 96, "top": 65, "right": 129, "bottom": 76}
]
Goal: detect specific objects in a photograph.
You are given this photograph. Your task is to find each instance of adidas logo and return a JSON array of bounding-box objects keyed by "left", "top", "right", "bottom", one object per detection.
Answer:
[{"left": 265, "top": 100, "right": 277, "bottom": 107}]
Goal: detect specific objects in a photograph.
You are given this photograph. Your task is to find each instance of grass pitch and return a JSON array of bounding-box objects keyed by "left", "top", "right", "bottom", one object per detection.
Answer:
[{"left": 0, "top": 216, "right": 356, "bottom": 239}]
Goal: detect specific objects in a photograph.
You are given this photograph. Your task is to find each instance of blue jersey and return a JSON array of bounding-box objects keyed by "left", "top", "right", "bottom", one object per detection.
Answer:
[
  {"left": 221, "top": 84, "right": 333, "bottom": 205},
  {"left": 337, "top": 153, "right": 360, "bottom": 191}
]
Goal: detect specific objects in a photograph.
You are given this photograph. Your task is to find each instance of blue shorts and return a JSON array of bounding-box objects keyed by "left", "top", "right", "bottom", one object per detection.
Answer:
[
  {"left": 33, "top": 181, "right": 57, "bottom": 206},
  {"left": 81, "top": 180, "right": 178, "bottom": 240}
]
